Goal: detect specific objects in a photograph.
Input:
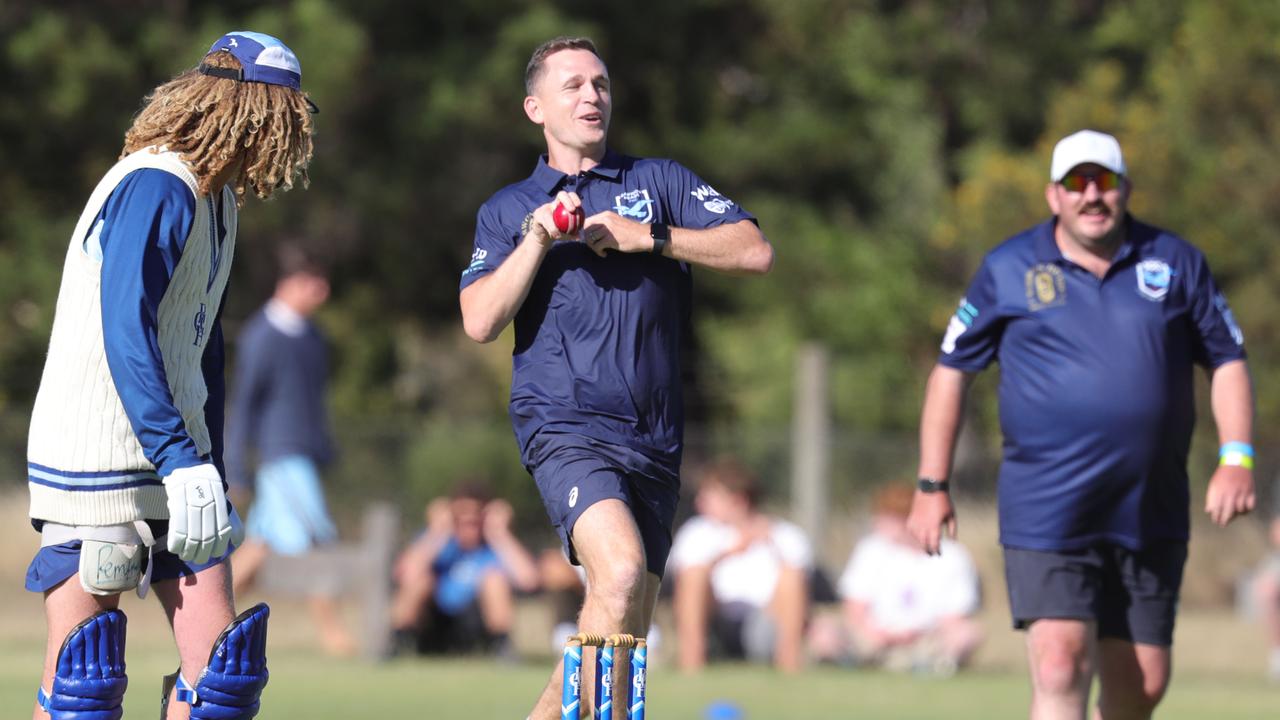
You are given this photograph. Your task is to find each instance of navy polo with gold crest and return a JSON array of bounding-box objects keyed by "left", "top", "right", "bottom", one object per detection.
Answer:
[
  {"left": 940, "top": 217, "right": 1245, "bottom": 552},
  {"left": 461, "top": 150, "right": 754, "bottom": 468}
]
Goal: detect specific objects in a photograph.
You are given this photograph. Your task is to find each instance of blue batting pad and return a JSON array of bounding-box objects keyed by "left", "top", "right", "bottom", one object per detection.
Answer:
[
  {"left": 38, "top": 609, "right": 128, "bottom": 719},
  {"left": 177, "top": 603, "right": 270, "bottom": 719}
]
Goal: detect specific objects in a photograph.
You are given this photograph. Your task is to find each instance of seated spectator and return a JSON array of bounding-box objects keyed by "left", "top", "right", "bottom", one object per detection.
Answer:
[
  {"left": 1252, "top": 503, "right": 1280, "bottom": 682},
  {"left": 670, "top": 458, "right": 810, "bottom": 673},
  {"left": 831, "top": 483, "right": 983, "bottom": 675},
  {"left": 390, "top": 481, "right": 539, "bottom": 656}
]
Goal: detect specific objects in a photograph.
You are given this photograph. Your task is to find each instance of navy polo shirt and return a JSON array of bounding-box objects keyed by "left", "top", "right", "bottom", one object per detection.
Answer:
[
  {"left": 940, "top": 217, "right": 1245, "bottom": 551},
  {"left": 461, "top": 150, "right": 754, "bottom": 467}
]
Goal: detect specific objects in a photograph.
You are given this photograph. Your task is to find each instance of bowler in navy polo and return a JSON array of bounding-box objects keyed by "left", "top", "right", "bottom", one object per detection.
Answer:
[
  {"left": 907, "top": 130, "right": 1256, "bottom": 719},
  {"left": 459, "top": 37, "right": 772, "bottom": 720}
]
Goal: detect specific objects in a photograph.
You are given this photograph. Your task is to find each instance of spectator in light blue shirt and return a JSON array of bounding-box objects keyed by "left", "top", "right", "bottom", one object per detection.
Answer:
[{"left": 390, "top": 480, "right": 540, "bottom": 656}]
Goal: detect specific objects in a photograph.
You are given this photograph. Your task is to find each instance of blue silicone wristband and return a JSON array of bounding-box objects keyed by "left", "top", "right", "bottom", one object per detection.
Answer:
[{"left": 1219, "top": 441, "right": 1254, "bottom": 459}]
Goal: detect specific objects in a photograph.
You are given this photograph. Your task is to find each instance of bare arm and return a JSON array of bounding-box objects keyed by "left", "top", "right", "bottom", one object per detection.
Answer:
[
  {"left": 1205, "top": 358, "right": 1256, "bottom": 526},
  {"left": 673, "top": 565, "right": 712, "bottom": 673},
  {"left": 580, "top": 214, "right": 773, "bottom": 275},
  {"left": 481, "top": 500, "right": 540, "bottom": 592},
  {"left": 459, "top": 192, "right": 581, "bottom": 343},
  {"left": 392, "top": 499, "right": 454, "bottom": 583},
  {"left": 907, "top": 364, "right": 975, "bottom": 554}
]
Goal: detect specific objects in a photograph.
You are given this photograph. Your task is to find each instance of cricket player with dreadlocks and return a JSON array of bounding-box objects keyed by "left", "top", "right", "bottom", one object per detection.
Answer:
[{"left": 24, "top": 31, "right": 315, "bottom": 719}]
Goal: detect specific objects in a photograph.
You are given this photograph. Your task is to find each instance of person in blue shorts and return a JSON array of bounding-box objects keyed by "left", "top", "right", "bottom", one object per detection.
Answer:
[
  {"left": 459, "top": 36, "right": 773, "bottom": 719},
  {"left": 24, "top": 32, "right": 314, "bottom": 719},
  {"left": 226, "top": 244, "right": 355, "bottom": 656},
  {"left": 908, "top": 130, "right": 1256, "bottom": 720}
]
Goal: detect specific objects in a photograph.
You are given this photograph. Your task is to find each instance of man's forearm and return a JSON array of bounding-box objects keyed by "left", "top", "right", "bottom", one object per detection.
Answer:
[
  {"left": 488, "top": 533, "right": 540, "bottom": 592},
  {"left": 1210, "top": 359, "right": 1253, "bottom": 444},
  {"left": 666, "top": 220, "right": 773, "bottom": 275},
  {"left": 460, "top": 234, "right": 551, "bottom": 342},
  {"left": 918, "top": 364, "right": 973, "bottom": 480}
]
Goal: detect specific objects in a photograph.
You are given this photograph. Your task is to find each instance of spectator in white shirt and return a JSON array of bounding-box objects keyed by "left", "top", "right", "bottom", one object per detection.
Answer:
[
  {"left": 835, "top": 483, "right": 983, "bottom": 674},
  {"left": 669, "top": 458, "right": 811, "bottom": 673}
]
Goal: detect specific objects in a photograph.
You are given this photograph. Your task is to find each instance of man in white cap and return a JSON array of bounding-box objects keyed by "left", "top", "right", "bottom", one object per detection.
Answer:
[{"left": 907, "top": 129, "right": 1256, "bottom": 719}]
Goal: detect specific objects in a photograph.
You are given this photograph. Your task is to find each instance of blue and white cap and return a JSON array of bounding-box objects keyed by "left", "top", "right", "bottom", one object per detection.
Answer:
[{"left": 204, "top": 31, "right": 302, "bottom": 88}]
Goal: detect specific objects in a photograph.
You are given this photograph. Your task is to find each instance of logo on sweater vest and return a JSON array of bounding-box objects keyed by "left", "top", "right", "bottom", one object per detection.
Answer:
[{"left": 193, "top": 303, "right": 207, "bottom": 346}]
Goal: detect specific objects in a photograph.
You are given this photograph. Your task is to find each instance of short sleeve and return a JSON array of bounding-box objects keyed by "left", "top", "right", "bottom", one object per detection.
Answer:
[
  {"left": 1184, "top": 251, "right": 1246, "bottom": 368},
  {"left": 939, "top": 258, "right": 1004, "bottom": 371},
  {"left": 770, "top": 522, "right": 813, "bottom": 569},
  {"left": 660, "top": 160, "right": 755, "bottom": 230},
  {"left": 460, "top": 201, "right": 517, "bottom": 291}
]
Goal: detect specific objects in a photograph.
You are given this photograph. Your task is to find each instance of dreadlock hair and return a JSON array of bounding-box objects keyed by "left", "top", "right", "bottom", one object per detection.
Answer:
[{"left": 122, "top": 50, "right": 313, "bottom": 206}]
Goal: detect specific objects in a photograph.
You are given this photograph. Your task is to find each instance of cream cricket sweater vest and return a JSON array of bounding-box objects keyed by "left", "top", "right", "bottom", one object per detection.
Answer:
[{"left": 27, "top": 147, "right": 237, "bottom": 525}]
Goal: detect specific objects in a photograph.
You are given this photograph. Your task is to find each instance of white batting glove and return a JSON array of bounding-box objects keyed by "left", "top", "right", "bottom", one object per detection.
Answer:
[{"left": 163, "top": 463, "right": 236, "bottom": 564}]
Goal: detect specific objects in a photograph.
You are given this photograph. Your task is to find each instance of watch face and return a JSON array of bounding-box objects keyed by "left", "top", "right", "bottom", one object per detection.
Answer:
[{"left": 650, "top": 223, "right": 670, "bottom": 240}]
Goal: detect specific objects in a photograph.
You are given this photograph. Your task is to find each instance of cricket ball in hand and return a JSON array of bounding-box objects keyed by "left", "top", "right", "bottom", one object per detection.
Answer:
[{"left": 553, "top": 202, "right": 584, "bottom": 234}]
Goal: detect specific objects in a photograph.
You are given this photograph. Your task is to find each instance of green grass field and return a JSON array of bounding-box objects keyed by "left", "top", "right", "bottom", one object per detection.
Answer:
[
  {"left": 1, "top": 495, "right": 1275, "bottom": 719},
  {"left": 1, "top": 644, "right": 1275, "bottom": 719},
  {"left": 1, "top": 593, "right": 1276, "bottom": 719}
]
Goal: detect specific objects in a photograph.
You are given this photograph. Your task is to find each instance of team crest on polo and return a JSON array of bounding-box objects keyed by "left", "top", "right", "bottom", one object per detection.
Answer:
[
  {"left": 1025, "top": 263, "right": 1066, "bottom": 311},
  {"left": 614, "top": 189, "right": 655, "bottom": 223},
  {"left": 1135, "top": 259, "right": 1173, "bottom": 301}
]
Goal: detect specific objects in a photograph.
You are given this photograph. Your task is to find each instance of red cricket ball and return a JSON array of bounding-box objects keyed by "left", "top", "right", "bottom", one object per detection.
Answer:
[{"left": 553, "top": 202, "right": 584, "bottom": 234}]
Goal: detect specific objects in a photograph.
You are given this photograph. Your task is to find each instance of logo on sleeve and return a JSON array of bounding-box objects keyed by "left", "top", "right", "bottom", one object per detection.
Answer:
[
  {"left": 1135, "top": 259, "right": 1173, "bottom": 301},
  {"left": 568, "top": 486, "right": 579, "bottom": 509},
  {"left": 1025, "top": 263, "right": 1066, "bottom": 311},
  {"left": 1216, "top": 292, "right": 1245, "bottom": 345},
  {"left": 691, "top": 185, "right": 735, "bottom": 214},
  {"left": 941, "top": 297, "right": 979, "bottom": 354},
  {"left": 462, "top": 248, "right": 488, "bottom": 277},
  {"left": 614, "top": 189, "right": 654, "bottom": 223}
]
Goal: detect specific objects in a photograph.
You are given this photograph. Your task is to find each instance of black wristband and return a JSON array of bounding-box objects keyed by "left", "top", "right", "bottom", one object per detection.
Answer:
[
  {"left": 917, "top": 477, "right": 950, "bottom": 493},
  {"left": 650, "top": 223, "right": 670, "bottom": 255}
]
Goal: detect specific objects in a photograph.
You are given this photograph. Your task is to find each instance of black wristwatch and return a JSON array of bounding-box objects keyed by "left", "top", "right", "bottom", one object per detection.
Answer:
[
  {"left": 917, "top": 477, "right": 950, "bottom": 493},
  {"left": 649, "top": 222, "right": 670, "bottom": 255}
]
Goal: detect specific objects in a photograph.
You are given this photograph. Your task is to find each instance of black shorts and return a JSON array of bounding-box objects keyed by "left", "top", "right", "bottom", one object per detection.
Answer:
[
  {"left": 527, "top": 433, "right": 680, "bottom": 578},
  {"left": 1003, "top": 542, "right": 1187, "bottom": 646},
  {"left": 416, "top": 600, "right": 499, "bottom": 655}
]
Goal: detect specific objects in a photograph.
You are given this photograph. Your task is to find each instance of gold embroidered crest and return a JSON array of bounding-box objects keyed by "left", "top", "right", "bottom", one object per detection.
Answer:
[{"left": 1025, "top": 264, "right": 1066, "bottom": 311}]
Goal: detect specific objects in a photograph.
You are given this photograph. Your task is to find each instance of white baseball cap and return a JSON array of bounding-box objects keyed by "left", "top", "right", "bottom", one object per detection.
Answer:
[{"left": 1050, "top": 130, "right": 1126, "bottom": 181}]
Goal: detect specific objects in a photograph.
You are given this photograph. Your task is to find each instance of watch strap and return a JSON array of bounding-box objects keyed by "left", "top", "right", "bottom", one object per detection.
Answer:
[
  {"left": 650, "top": 223, "right": 670, "bottom": 255},
  {"left": 917, "top": 477, "right": 950, "bottom": 493}
]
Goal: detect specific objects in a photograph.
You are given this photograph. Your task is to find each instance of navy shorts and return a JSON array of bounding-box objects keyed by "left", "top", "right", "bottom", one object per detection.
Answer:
[
  {"left": 527, "top": 433, "right": 680, "bottom": 578},
  {"left": 1003, "top": 542, "right": 1187, "bottom": 646},
  {"left": 25, "top": 519, "right": 233, "bottom": 593}
]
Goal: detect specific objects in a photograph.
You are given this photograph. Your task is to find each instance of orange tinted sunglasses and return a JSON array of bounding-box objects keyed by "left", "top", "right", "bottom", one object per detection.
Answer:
[{"left": 1060, "top": 170, "right": 1123, "bottom": 193}]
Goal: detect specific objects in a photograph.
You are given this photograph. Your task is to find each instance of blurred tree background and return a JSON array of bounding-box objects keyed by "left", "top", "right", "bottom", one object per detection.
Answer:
[{"left": 2, "top": 0, "right": 1278, "bottom": 540}]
